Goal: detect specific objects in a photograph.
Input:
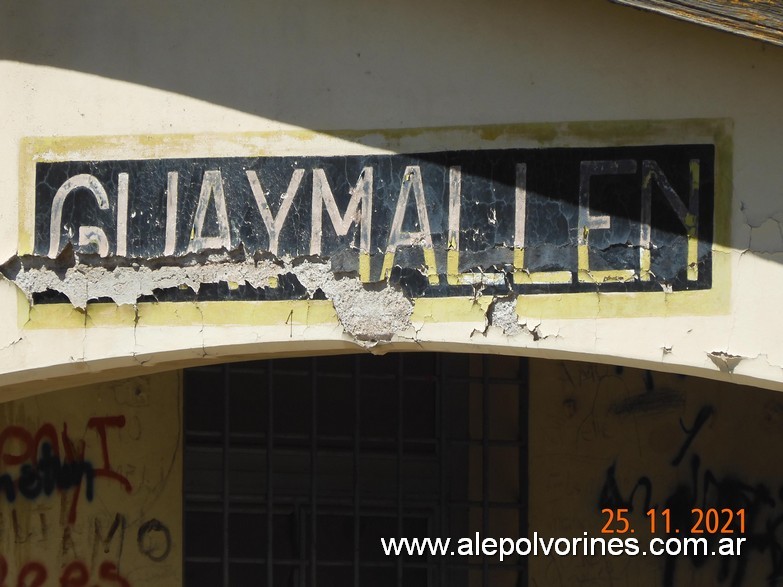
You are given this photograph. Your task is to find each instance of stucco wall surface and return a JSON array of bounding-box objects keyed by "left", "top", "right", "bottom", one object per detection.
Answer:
[
  {"left": 0, "top": 371, "right": 182, "bottom": 585},
  {"left": 0, "top": 0, "right": 782, "bottom": 394},
  {"left": 530, "top": 358, "right": 783, "bottom": 585}
]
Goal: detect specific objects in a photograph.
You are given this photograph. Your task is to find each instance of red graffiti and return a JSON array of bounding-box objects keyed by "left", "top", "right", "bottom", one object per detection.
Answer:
[
  {"left": 17, "top": 562, "right": 46, "bottom": 587},
  {"left": 58, "top": 561, "right": 87, "bottom": 587},
  {"left": 0, "top": 559, "right": 47, "bottom": 587},
  {"left": 0, "top": 557, "right": 130, "bottom": 587},
  {"left": 0, "top": 417, "right": 132, "bottom": 524},
  {"left": 0, "top": 424, "right": 59, "bottom": 466},
  {"left": 98, "top": 563, "right": 130, "bottom": 587},
  {"left": 87, "top": 417, "right": 132, "bottom": 492}
]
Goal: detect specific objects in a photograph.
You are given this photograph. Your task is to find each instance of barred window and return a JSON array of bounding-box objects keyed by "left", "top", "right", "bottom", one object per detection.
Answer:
[{"left": 184, "top": 353, "right": 528, "bottom": 587}]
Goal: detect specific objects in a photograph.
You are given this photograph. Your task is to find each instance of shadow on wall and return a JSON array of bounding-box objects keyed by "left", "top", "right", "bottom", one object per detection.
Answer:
[
  {"left": 0, "top": 0, "right": 762, "bottom": 131},
  {"left": 2, "top": 0, "right": 571, "bottom": 129},
  {"left": 2, "top": 0, "right": 779, "bottom": 258}
]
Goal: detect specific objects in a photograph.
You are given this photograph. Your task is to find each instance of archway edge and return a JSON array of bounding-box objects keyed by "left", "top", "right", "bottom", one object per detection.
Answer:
[{"left": 2, "top": 332, "right": 780, "bottom": 402}]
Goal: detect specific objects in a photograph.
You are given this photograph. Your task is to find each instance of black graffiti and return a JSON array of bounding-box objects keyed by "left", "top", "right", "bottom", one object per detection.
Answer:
[
  {"left": 94, "top": 513, "right": 127, "bottom": 563},
  {"left": 671, "top": 405, "right": 714, "bottom": 466},
  {"left": 0, "top": 443, "right": 94, "bottom": 504},
  {"left": 599, "top": 406, "right": 783, "bottom": 586},
  {"left": 599, "top": 463, "right": 652, "bottom": 513},
  {"left": 137, "top": 518, "right": 172, "bottom": 562}
]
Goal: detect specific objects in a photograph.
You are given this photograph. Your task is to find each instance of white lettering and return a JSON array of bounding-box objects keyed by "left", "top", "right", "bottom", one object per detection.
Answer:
[
  {"left": 164, "top": 171, "right": 179, "bottom": 256},
  {"left": 48, "top": 174, "right": 110, "bottom": 258},
  {"left": 380, "top": 165, "right": 437, "bottom": 282},
  {"left": 310, "top": 167, "right": 373, "bottom": 255},
  {"left": 246, "top": 168, "right": 304, "bottom": 257},
  {"left": 187, "top": 170, "right": 231, "bottom": 253},
  {"left": 116, "top": 173, "right": 129, "bottom": 257},
  {"left": 642, "top": 159, "right": 700, "bottom": 280},
  {"left": 78, "top": 226, "right": 110, "bottom": 257}
]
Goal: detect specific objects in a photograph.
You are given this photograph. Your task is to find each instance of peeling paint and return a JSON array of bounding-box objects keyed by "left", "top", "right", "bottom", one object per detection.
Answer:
[
  {"left": 488, "top": 296, "right": 553, "bottom": 341},
  {"left": 7, "top": 121, "right": 732, "bottom": 338},
  {"left": 27, "top": 144, "right": 716, "bottom": 298},
  {"left": 3, "top": 253, "right": 283, "bottom": 309},
  {"left": 1, "top": 251, "right": 417, "bottom": 344},
  {"left": 708, "top": 350, "right": 745, "bottom": 373},
  {"left": 290, "top": 261, "right": 414, "bottom": 343},
  {"left": 489, "top": 297, "right": 524, "bottom": 336},
  {"left": 748, "top": 217, "right": 783, "bottom": 253}
]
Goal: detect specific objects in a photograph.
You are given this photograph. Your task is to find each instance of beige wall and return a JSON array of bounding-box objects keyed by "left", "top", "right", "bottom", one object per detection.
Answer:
[
  {"left": 0, "top": 372, "right": 182, "bottom": 586},
  {"left": 530, "top": 358, "right": 783, "bottom": 585},
  {"left": 1, "top": 0, "right": 783, "bottom": 393},
  {"left": 0, "top": 351, "right": 778, "bottom": 585}
]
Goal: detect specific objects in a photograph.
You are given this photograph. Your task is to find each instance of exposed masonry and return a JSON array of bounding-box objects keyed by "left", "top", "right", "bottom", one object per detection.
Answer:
[
  {"left": 0, "top": 250, "right": 561, "bottom": 344},
  {"left": 489, "top": 298, "right": 524, "bottom": 336},
  {"left": 6, "top": 257, "right": 279, "bottom": 308},
  {"left": 487, "top": 297, "right": 550, "bottom": 341},
  {"left": 0, "top": 250, "right": 421, "bottom": 343},
  {"left": 31, "top": 146, "right": 714, "bottom": 300},
  {"left": 0, "top": 244, "right": 715, "bottom": 347},
  {"left": 291, "top": 262, "right": 414, "bottom": 342},
  {"left": 2, "top": 252, "right": 778, "bottom": 377},
  {"left": 1, "top": 244, "right": 582, "bottom": 344},
  {"left": 0, "top": 143, "right": 725, "bottom": 348}
]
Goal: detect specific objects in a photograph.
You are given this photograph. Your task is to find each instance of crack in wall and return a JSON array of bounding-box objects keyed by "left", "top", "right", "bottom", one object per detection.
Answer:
[
  {"left": 487, "top": 296, "right": 554, "bottom": 341},
  {"left": 1, "top": 251, "right": 421, "bottom": 345},
  {"left": 0, "top": 248, "right": 577, "bottom": 348}
]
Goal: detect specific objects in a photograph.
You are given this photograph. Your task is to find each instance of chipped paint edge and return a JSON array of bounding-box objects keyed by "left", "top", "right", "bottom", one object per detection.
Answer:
[{"left": 16, "top": 118, "right": 732, "bottom": 329}]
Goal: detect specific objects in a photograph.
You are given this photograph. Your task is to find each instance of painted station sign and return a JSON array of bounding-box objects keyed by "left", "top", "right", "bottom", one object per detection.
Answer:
[{"left": 33, "top": 144, "right": 714, "bottom": 300}]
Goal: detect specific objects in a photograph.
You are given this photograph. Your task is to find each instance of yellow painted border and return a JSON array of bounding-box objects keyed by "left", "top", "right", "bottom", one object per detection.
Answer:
[{"left": 17, "top": 119, "right": 732, "bottom": 328}]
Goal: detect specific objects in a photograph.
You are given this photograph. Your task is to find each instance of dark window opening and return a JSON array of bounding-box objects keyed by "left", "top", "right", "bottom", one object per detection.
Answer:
[{"left": 184, "top": 353, "right": 528, "bottom": 587}]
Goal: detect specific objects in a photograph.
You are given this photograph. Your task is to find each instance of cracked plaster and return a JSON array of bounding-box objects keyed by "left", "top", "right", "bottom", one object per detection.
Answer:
[
  {"left": 290, "top": 261, "right": 414, "bottom": 342},
  {"left": 0, "top": 251, "right": 578, "bottom": 347},
  {"left": 3, "top": 254, "right": 421, "bottom": 345}
]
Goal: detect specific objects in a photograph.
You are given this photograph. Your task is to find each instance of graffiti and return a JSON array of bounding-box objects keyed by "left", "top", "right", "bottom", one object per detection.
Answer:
[
  {"left": 0, "top": 443, "right": 95, "bottom": 504},
  {"left": 136, "top": 519, "right": 171, "bottom": 562},
  {"left": 2, "top": 510, "right": 168, "bottom": 554},
  {"left": 0, "top": 555, "right": 130, "bottom": 587},
  {"left": 0, "top": 514, "right": 168, "bottom": 585},
  {"left": 0, "top": 417, "right": 132, "bottom": 524},
  {"left": 59, "top": 560, "right": 130, "bottom": 587},
  {"left": 0, "top": 374, "right": 181, "bottom": 586},
  {"left": 93, "top": 514, "right": 126, "bottom": 563},
  {"left": 670, "top": 405, "right": 714, "bottom": 467},
  {"left": 599, "top": 406, "right": 783, "bottom": 586}
]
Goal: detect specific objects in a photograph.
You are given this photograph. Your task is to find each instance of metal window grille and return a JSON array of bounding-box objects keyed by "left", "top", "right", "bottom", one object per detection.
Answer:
[{"left": 184, "top": 353, "right": 528, "bottom": 587}]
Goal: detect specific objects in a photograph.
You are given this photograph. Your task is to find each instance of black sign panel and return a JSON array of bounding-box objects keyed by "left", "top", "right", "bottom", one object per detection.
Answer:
[{"left": 33, "top": 145, "right": 714, "bottom": 299}]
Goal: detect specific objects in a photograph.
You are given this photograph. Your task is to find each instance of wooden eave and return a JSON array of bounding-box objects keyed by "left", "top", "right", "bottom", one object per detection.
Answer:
[{"left": 609, "top": 0, "right": 783, "bottom": 47}]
